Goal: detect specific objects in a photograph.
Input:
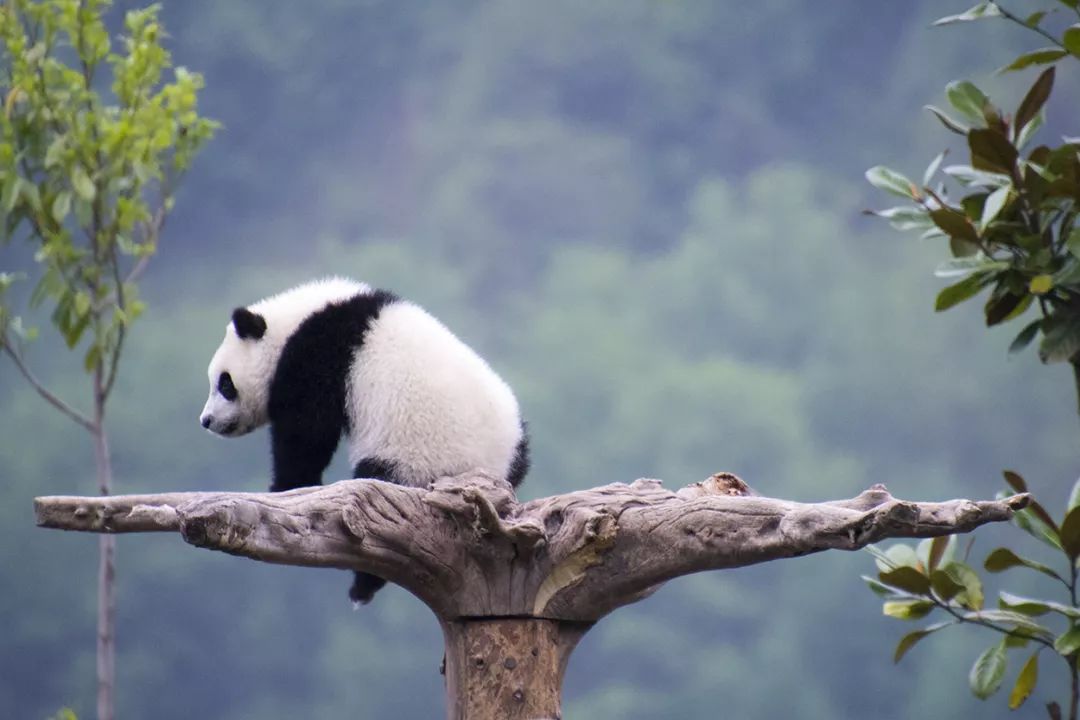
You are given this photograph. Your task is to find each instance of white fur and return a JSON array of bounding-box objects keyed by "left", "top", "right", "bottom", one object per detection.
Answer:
[
  {"left": 200, "top": 278, "right": 523, "bottom": 487},
  {"left": 346, "top": 301, "right": 522, "bottom": 484}
]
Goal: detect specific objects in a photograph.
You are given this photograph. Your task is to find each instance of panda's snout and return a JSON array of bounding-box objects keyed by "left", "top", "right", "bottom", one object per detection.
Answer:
[{"left": 200, "top": 414, "right": 212, "bottom": 429}]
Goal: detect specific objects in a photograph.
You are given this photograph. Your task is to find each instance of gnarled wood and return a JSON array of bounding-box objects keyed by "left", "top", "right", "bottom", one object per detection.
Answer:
[{"left": 35, "top": 473, "right": 1027, "bottom": 718}]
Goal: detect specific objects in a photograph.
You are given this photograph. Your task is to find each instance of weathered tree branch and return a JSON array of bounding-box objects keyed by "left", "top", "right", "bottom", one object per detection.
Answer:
[{"left": 35, "top": 473, "right": 1028, "bottom": 623}]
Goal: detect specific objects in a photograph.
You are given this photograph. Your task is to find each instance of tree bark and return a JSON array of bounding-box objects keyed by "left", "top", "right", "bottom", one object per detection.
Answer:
[
  {"left": 34, "top": 472, "right": 1029, "bottom": 717},
  {"left": 92, "top": 411, "right": 115, "bottom": 720},
  {"left": 441, "top": 618, "right": 589, "bottom": 720}
]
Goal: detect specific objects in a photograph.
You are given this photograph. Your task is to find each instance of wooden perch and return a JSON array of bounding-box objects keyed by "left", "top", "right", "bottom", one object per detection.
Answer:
[{"left": 35, "top": 473, "right": 1028, "bottom": 719}]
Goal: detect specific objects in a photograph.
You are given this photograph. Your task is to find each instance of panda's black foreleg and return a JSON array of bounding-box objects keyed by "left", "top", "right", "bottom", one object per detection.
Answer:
[
  {"left": 349, "top": 457, "right": 399, "bottom": 604},
  {"left": 269, "top": 418, "right": 340, "bottom": 492}
]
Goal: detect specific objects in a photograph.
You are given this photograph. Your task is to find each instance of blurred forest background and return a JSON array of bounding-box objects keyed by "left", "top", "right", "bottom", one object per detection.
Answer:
[{"left": 3, "top": 1, "right": 1079, "bottom": 718}]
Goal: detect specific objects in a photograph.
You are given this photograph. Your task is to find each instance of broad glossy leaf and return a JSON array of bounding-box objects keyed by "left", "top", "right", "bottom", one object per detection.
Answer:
[
  {"left": 866, "top": 166, "right": 917, "bottom": 198},
  {"left": 1014, "top": 505, "right": 1064, "bottom": 549},
  {"left": 923, "top": 150, "right": 948, "bottom": 186},
  {"left": 1065, "top": 24, "right": 1080, "bottom": 57},
  {"left": 925, "top": 105, "right": 968, "bottom": 135},
  {"left": 928, "top": 535, "right": 953, "bottom": 571},
  {"left": 963, "top": 610, "right": 1054, "bottom": 636},
  {"left": 969, "top": 642, "right": 1007, "bottom": 699},
  {"left": 935, "top": 273, "right": 989, "bottom": 312},
  {"left": 1059, "top": 506, "right": 1080, "bottom": 559},
  {"left": 984, "top": 291, "right": 1026, "bottom": 327},
  {"left": 1016, "top": 109, "right": 1045, "bottom": 151},
  {"left": 979, "top": 185, "right": 1010, "bottom": 230},
  {"left": 1000, "top": 591, "right": 1080, "bottom": 619},
  {"left": 894, "top": 621, "right": 953, "bottom": 663},
  {"left": 945, "top": 562, "right": 984, "bottom": 610},
  {"left": 1025, "top": 10, "right": 1048, "bottom": 27},
  {"left": 943, "top": 165, "right": 1011, "bottom": 187},
  {"left": 1068, "top": 477, "right": 1080, "bottom": 515},
  {"left": 1029, "top": 274, "right": 1054, "bottom": 295},
  {"left": 1039, "top": 315, "right": 1080, "bottom": 363},
  {"left": 879, "top": 566, "right": 931, "bottom": 595},
  {"left": 1015, "top": 67, "right": 1055, "bottom": 139},
  {"left": 930, "top": 207, "right": 979, "bottom": 242},
  {"left": 1000, "top": 48, "right": 1065, "bottom": 73},
  {"left": 1055, "top": 626, "right": 1080, "bottom": 655},
  {"left": 862, "top": 575, "right": 901, "bottom": 597},
  {"left": 933, "top": 2, "right": 1002, "bottom": 25},
  {"left": 883, "top": 598, "right": 935, "bottom": 620},
  {"left": 934, "top": 256, "right": 1007, "bottom": 278},
  {"left": 1008, "top": 319, "right": 1041, "bottom": 355},
  {"left": 1008, "top": 653, "right": 1038, "bottom": 709},
  {"left": 998, "top": 592, "right": 1053, "bottom": 616},
  {"left": 969, "top": 128, "right": 1019, "bottom": 174},
  {"left": 71, "top": 165, "right": 95, "bottom": 202},
  {"left": 1066, "top": 227, "right": 1080, "bottom": 259},
  {"left": 946, "top": 81, "right": 991, "bottom": 125},
  {"left": 930, "top": 569, "right": 965, "bottom": 601}
]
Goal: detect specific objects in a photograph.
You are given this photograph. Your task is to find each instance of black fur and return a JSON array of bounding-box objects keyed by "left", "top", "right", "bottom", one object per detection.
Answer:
[
  {"left": 507, "top": 421, "right": 530, "bottom": 488},
  {"left": 352, "top": 457, "right": 400, "bottom": 483},
  {"left": 348, "top": 457, "right": 397, "bottom": 604},
  {"left": 232, "top": 307, "right": 267, "bottom": 340},
  {"left": 267, "top": 290, "right": 397, "bottom": 492}
]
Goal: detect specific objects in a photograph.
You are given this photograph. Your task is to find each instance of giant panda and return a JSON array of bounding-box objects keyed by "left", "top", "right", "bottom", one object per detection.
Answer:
[{"left": 199, "top": 277, "right": 529, "bottom": 604}]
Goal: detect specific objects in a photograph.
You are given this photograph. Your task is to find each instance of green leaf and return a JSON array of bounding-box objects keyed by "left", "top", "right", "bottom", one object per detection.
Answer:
[
  {"left": 862, "top": 575, "right": 901, "bottom": 597},
  {"left": 883, "top": 598, "right": 936, "bottom": 620},
  {"left": 1015, "top": 67, "right": 1055, "bottom": 140},
  {"left": 934, "top": 256, "right": 1007, "bottom": 279},
  {"left": 928, "top": 535, "right": 952, "bottom": 571},
  {"left": 1067, "top": 478, "right": 1080, "bottom": 515},
  {"left": 83, "top": 345, "right": 101, "bottom": 372},
  {"left": 1014, "top": 505, "right": 1064, "bottom": 550},
  {"left": 1029, "top": 274, "right": 1054, "bottom": 295},
  {"left": 934, "top": 3, "right": 1002, "bottom": 26},
  {"left": 1065, "top": 24, "right": 1080, "bottom": 57},
  {"left": 1000, "top": 592, "right": 1080, "bottom": 619},
  {"left": 71, "top": 165, "right": 95, "bottom": 202},
  {"left": 1056, "top": 626, "right": 1080, "bottom": 655},
  {"left": 935, "top": 273, "right": 990, "bottom": 312},
  {"left": 969, "top": 642, "right": 1007, "bottom": 700},
  {"left": 879, "top": 566, "right": 932, "bottom": 595},
  {"left": 866, "top": 166, "right": 917, "bottom": 199},
  {"left": 925, "top": 105, "right": 968, "bottom": 135},
  {"left": 983, "top": 547, "right": 1023, "bottom": 572},
  {"left": 1001, "top": 48, "right": 1066, "bottom": 73},
  {"left": 930, "top": 207, "right": 980, "bottom": 243},
  {"left": 930, "top": 568, "right": 965, "bottom": 601},
  {"left": 51, "top": 191, "right": 71, "bottom": 225},
  {"left": 1067, "top": 228, "right": 1080, "bottom": 259},
  {"left": 1008, "top": 319, "right": 1042, "bottom": 355},
  {"left": 984, "top": 291, "right": 1027, "bottom": 327},
  {"left": 894, "top": 622, "right": 953, "bottom": 663},
  {"left": 964, "top": 610, "right": 1055, "bottom": 636},
  {"left": 969, "top": 128, "right": 1019, "bottom": 174},
  {"left": 1039, "top": 315, "right": 1080, "bottom": 363},
  {"left": 945, "top": 561, "right": 984, "bottom": 610},
  {"left": 1059, "top": 506, "right": 1080, "bottom": 559},
  {"left": 1025, "top": 10, "right": 1049, "bottom": 27},
  {"left": 998, "top": 592, "right": 1053, "bottom": 616},
  {"left": 946, "top": 81, "right": 990, "bottom": 125},
  {"left": 1008, "top": 652, "right": 1038, "bottom": 710},
  {"left": 979, "top": 185, "right": 1010, "bottom": 231},
  {"left": 923, "top": 150, "right": 948, "bottom": 186},
  {"left": 943, "top": 164, "right": 1011, "bottom": 188}
]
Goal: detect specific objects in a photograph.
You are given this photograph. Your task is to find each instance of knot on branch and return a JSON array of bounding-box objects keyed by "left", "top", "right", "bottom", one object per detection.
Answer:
[
  {"left": 178, "top": 497, "right": 261, "bottom": 552},
  {"left": 424, "top": 474, "right": 544, "bottom": 552},
  {"left": 677, "top": 472, "right": 756, "bottom": 499}
]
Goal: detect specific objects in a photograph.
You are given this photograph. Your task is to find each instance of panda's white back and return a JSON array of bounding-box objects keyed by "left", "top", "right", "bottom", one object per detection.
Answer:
[{"left": 346, "top": 301, "right": 522, "bottom": 486}]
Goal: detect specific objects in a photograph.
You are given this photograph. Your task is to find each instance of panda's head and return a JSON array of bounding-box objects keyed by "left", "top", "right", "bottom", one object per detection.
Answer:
[{"left": 199, "top": 307, "right": 274, "bottom": 437}]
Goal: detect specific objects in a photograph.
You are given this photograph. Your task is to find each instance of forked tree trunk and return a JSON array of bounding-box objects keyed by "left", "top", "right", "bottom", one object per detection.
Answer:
[{"left": 34, "top": 473, "right": 1027, "bottom": 718}]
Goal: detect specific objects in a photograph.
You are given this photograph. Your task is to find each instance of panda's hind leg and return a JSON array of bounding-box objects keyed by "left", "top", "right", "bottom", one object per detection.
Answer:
[{"left": 349, "top": 457, "right": 398, "bottom": 605}]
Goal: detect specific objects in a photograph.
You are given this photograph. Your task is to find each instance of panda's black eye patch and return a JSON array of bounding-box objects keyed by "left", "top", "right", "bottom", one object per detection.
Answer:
[{"left": 218, "top": 372, "right": 238, "bottom": 401}]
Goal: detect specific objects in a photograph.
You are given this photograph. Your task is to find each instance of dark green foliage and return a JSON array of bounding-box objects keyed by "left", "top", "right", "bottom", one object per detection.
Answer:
[{"left": 864, "top": 8, "right": 1080, "bottom": 716}]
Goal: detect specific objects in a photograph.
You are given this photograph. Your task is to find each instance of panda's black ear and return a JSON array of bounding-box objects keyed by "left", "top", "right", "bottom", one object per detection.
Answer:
[{"left": 232, "top": 307, "right": 267, "bottom": 340}]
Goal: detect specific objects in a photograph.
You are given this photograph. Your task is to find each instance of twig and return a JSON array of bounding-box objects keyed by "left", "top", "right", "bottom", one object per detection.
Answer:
[{"left": 0, "top": 332, "right": 94, "bottom": 432}]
